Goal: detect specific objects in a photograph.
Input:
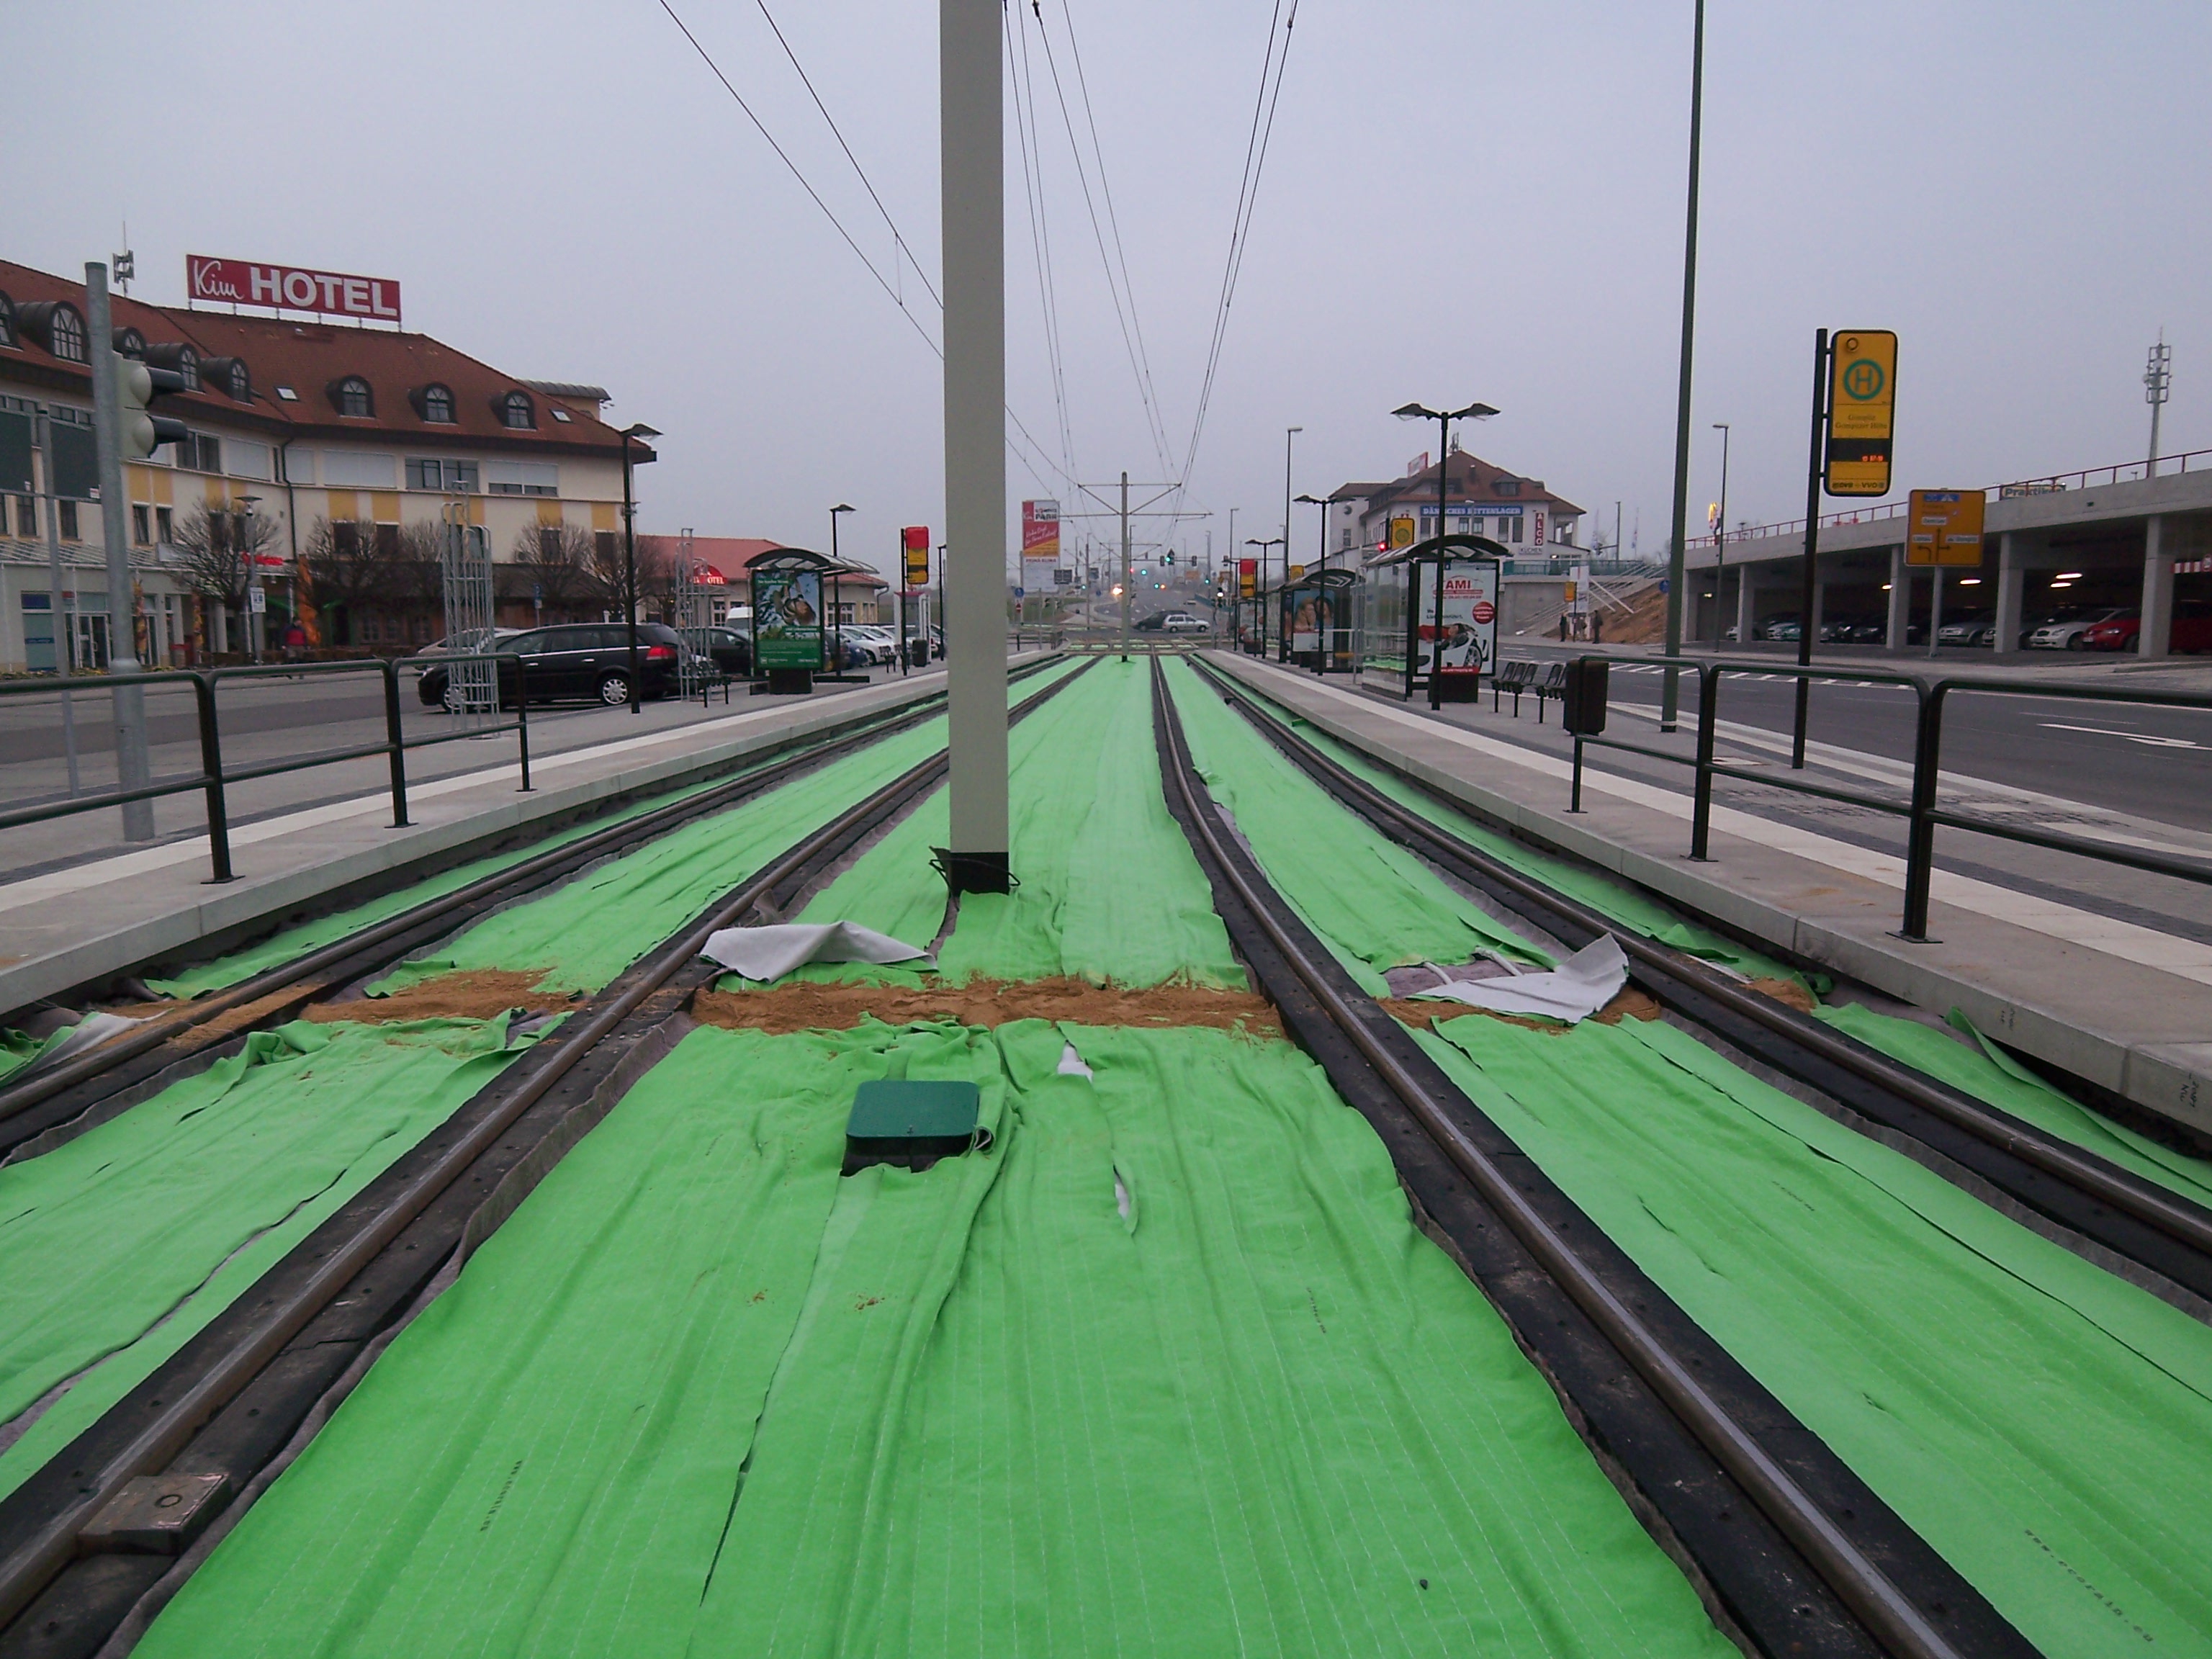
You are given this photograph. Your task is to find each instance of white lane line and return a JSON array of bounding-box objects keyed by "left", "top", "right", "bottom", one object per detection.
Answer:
[
  {"left": 2041, "top": 722, "right": 2205, "bottom": 750},
  {"left": 1262, "top": 667, "right": 2212, "bottom": 986}
]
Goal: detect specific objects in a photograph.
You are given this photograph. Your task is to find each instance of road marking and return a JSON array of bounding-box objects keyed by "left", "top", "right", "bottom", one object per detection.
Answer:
[
  {"left": 1259, "top": 665, "right": 2212, "bottom": 986},
  {"left": 2040, "top": 722, "right": 2205, "bottom": 750}
]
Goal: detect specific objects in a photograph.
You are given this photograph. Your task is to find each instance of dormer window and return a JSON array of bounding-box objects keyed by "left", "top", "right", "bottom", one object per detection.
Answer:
[
  {"left": 413, "top": 383, "right": 456, "bottom": 423},
  {"left": 202, "top": 356, "right": 251, "bottom": 400},
  {"left": 19, "top": 301, "right": 87, "bottom": 363},
  {"left": 113, "top": 327, "right": 147, "bottom": 359},
  {"left": 146, "top": 342, "right": 199, "bottom": 391},
  {"left": 0, "top": 292, "right": 14, "bottom": 349},
  {"left": 330, "top": 376, "right": 374, "bottom": 418},
  {"left": 498, "top": 390, "right": 535, "bottom": 430}
]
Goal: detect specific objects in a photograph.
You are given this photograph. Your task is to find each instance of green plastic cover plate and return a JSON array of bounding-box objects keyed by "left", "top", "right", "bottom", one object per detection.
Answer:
[{"left": 846, "top": 1079, "right": 981, "bottom": 1143}]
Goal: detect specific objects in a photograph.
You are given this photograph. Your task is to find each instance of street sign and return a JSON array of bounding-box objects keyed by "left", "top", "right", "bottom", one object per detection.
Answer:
[
  {"left": 248, "top": 586, "right": 266, "bottom": 613},
  {"left": 1287, "top": 564, "right": 1305, "bottom": 580},
  {"left": 1905, "top": 489, "right": 1986, "bottom": 567},
  {"left": 1824, "top": 329, "right": 1897, "bottom": 497}
]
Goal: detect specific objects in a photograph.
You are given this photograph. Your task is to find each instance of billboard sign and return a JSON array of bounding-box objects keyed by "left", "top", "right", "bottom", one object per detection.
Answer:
[
  {"left": 186, "top": 256, "right": 402, "bottom": 324},
  {"left": 1415, "top": 561, "right": 1498, "bottom": 680},
  {"left": 752, "top": 567, "right": 824, "bottom": 670},
  {"left": 1020, "top": 499, "right": 1060, "bottom": 566},
  {"left": 902, "top": 525, "right": 930, "bottom": 588}
]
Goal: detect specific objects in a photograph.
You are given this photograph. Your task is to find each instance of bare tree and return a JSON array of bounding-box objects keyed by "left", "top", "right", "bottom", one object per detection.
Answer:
[
  {"left": 508, "top": 521, "right": 611, "bottom": 616},
  {"left": 300, "top": 517, "right": 390, "bottom": 639},
  {"left": 168, "top": 502, "right": 274, "bottom": 613}
]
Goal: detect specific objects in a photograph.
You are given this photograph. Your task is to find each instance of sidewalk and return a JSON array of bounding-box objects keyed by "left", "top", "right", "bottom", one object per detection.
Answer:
[
  {"left": 0, "top": 657, "right": 1043, "bottom": 1020},
  {"left": 1207, "top": 652, "right": 2212, "bottom": 1136}
]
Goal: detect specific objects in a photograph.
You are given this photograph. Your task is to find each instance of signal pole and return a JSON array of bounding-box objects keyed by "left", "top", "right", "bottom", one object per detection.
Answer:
[
  {"left": 940, "top": 0, "right": 1009, "bottom": 891},
  {"left": 86, "top": 263, "right": 154, "bottom": 841}
]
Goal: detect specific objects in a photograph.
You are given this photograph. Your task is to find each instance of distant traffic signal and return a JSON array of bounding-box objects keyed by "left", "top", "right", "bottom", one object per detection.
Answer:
[{"left": 116, "top": 357, "right": 189, "bottom": 460}]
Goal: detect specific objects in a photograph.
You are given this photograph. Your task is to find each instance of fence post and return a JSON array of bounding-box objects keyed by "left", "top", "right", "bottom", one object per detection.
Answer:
[
  {"left": 513, "top": 655, "right": 532, "bottom": 792},
  {"left": 1899, "top": 683, "right": 1944, "bottom": 940},
  {"left": 383, "top": 659, "right": 410, "bottom": 828},
  {"left": 1691, "top": 664, "right": 1719, "bottom": 860},
  {"left": 1570, "top": 736, "right": 1586, "bottom": 814},
  {"left": 194, "top": 673, "right": 233, "bottom": 883}
]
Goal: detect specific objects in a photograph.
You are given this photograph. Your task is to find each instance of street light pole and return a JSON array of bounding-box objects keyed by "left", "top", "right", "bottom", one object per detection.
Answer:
[
  {"left": 1393, "top": 401, "right": 1498, "bottom": 709},
  {"left": 1295, "top": 491, "right": 1329, "bottom": 673},
  {"left": 830, "top": 502, "right": 855, "bottom": 673},
  {"left": 1279, "top": 426, "right": 1301, "bottom": 652},
  {"left": 1661, "top": 0, "right": 1707, "bottom": 729},
  {"left": 85, "top": 261, "right": 153, "bottom": 840},
  {"left": 1711, "top": 421, "right": 1729, "bottom": 649},
  {"left": 618, "top": 423, "right": 660, "bottom": 714}
]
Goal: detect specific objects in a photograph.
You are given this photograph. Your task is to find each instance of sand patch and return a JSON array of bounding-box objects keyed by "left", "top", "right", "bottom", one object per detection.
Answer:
[
  {"left": 692, "top": 976, "right": 1282, "bottom": 1038},
  {"left": 1746, "top": 976, "right": 1818, "bottom": 1015},
  {"left": 303, "top": 969, "right": 558, "bottom": 1025},
  {"left": 1380, "top": 984, "right": 1663, "bottom": 1034}
]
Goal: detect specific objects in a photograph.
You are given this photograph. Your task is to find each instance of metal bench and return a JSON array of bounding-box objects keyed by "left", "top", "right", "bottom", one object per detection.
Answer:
[
  {"left": 1492, "top": 658, "right": 1537, "bottom": 714},
  {"left": 1532, "top": 660, "right": 1568, "bottom": 722}
]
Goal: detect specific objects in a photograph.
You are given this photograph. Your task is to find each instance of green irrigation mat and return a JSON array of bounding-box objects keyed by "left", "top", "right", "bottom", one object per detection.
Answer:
[
  {"left": 0, "top": 1026, "right": 70, "bottom": 1087},
  {"left": 0, "top": 1017, "right": 525, "bottom": 1504},
  {"left": 137, "top": 1020, "right": 1730, "bottom": 1659},
  {"left": 372, "top": 661, "right": 1087, "bottom": 1000},
  {"left": 1220, "top": 671, "right": 1807, "bottom": 986},
  {"left": 1162, "top": 657, "right": 1550, "bottom": 994},
  {"left": 771, "top": 656, "right": 1244, "bottom": 989},
  {"left": 1815, "top": 1002, "right": 2212, "bottom": 1210},
  {"left": 1418, "top": 1013, "right": 2212, "bottom": 1658}
]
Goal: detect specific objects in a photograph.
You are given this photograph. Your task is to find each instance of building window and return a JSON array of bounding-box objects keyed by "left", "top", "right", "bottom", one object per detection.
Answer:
[
  {"left": 331, "top": 376, "right": 374, "bottom": 418},
  {"left": 58, "top": 500, "right": 78, "bottom": 541},
  {"left": 132, "top": 504, "right": 151, "bottom": 545},
  {"left": 223, "top": 359, "right": 250, "bottom": 400},
  {"left": 548, "top": 407, "right": 572, "bottom": 423},
  {"left": 1510, "top": 515, "right": 1524, "bottom": 544},
  {"left": 420, "top": 384, "right": 455, "bottom": 423},
  {"left": 171, "top": 433, "right": 222, "bottom": 473},
  {"left": 498, "top": 391, "right": 535, "bottom": 430},
  {"left": 156, "top": 505, "right": 173, "bottom": 542},
  {"left": 0, "top": 292, "right": 14, "bottom": 349},
  {"left": 114, "top": 328, "right": 146, "bottom": 359},
  {"left": 407, "top": 457, "right": 479, "bottom": 492},
  {"left": 49, "top": 305, "right": 86, "bottom": 363},
  {"left": 16, "top": 495, "right": 35, "bottom": 537},
  {"left": 274, "top": 385, "right": 299, "bottom": 402}
]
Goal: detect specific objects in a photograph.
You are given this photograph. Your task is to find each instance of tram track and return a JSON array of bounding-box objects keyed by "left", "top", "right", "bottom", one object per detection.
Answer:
[
  {"left": 0, "top": 659, "right": 1066, "bottom": 1162},
  {"left": 1187, "top": 655, "right": 2212, "bottom": 1310},
  {"left": 0, "top": 659, "right": 1094, "bottom": 1649},
  {"left": 1151, "top": 658, "right": 2028, "bottom": 1659}
]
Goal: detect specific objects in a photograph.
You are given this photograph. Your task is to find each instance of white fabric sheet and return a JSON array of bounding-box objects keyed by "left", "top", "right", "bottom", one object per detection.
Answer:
[
  {"left": 1408, "top": 935, "right": 1628, "bottom": 1024},
  {"left": 700, "top": 921, "right": 926, "bottom": 982}
]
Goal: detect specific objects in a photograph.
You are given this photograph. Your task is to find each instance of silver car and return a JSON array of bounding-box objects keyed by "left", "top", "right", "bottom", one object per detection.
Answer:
[{"left": 2028, "top": 607, "right": 2128, "bottom": 650}]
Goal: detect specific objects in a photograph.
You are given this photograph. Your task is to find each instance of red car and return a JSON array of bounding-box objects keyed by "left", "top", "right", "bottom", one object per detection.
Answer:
[{"left": 2082, "top": 601, "right": 2212, "bottom": 653}]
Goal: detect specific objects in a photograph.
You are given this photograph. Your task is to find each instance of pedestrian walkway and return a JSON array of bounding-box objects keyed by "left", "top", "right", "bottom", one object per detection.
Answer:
[
  {"left": 0, "top": 657, "right": 1049, "bottom": 1020},
  {"left": 1206, "top": 652, "right": 2212, "bottom": 1135}
]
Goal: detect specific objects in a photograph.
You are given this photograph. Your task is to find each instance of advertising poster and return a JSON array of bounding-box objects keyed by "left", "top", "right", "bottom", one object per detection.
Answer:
[
  {"left": 752, "top": 567, "right": 824, "bottom": 670},
  {"left": 1285, "top": 588, "right": 1321, "bottom": 652},
  {"left": 1415, "top": 560, "right": 1498, "bottom": 680},
  {"left": 1020, "top": 500, "right": 1060, "bottom": 583}
]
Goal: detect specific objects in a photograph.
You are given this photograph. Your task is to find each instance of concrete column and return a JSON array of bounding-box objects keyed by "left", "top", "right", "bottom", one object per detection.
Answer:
[
  {"left": 1735, "top": 565, "right": 1756, "bottom": 646},
  {"left": 938, "top": 0, "right": 1008, "bottom": 886},
  {"left": 1991, "top": 532, "right": 2025, "bottom": 657},
  {"left": 1809, "top": 573, "right": 1825, "bottom": 645},
  {"left": 2139, "top": 515, "right": 2173, "bottom": 659},
  {"left": 1885, "top": 545, "right": 1910, "bottom": 652}
]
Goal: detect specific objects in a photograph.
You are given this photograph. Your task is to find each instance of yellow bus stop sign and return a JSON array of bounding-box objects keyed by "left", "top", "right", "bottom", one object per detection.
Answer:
[
  {"left": 1388, "top": 516, "right": 1416, "bottom": 550},
  {"left": 1905, "top": 489, "right": 1986, "bottom": 567},
  {"left": 1825, "top": 330, "right": 1897, "bottom": 496}
]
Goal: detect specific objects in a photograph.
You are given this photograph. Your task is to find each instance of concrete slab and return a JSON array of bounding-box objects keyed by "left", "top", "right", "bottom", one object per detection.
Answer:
[
  {"left": 1205, "top": 651, "right": 2212, "bottom": 1136},
  {"left": 0, "top": 657, "right": 1053, "bottom": 1019}
]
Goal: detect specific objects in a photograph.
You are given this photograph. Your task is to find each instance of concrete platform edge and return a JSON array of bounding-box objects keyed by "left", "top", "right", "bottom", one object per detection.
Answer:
[{"left": 1205, "top": 652, "right": 2211, "bottom": 1135}]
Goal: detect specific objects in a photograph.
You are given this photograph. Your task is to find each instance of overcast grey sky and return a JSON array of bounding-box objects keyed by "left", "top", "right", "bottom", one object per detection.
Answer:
[{"left": 15, "top": 1, "right": 2209, "bottom": 575}]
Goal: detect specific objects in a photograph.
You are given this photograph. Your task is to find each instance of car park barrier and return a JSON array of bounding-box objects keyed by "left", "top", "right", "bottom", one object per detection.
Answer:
[
  {"left": 1557, "top": 653, "right": 2212, "bottom": 940},
  {"left": 0, "top": 655, "right": 530, "bottom": 885}
]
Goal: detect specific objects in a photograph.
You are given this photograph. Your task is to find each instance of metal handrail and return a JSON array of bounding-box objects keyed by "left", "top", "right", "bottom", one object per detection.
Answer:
[
  {"left": 1560, "top": 653, "right": 2212, "bottom": 939},
  {"left": 0, "top": 654, "right": 531, "bottom": 884}
]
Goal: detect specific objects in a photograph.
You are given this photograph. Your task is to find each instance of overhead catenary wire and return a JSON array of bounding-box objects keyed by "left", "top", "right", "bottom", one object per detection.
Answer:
[
  {"left": 1007, "top": 0, "right": 1079, "bottom": 488},
  {"left": 653, "top": 0, "right": 1074, "bottom": 497}
]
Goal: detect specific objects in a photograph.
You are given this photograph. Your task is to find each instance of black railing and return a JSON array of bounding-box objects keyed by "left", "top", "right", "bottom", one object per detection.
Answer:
[
  {"left": 0, "top": 655, "right": 531, "bottom": 884},
  {"left": 1562, "top": 654, "right": 2212, "bottom": 940}
]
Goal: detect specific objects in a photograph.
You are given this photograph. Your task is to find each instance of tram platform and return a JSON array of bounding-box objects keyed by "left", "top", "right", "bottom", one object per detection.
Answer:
[{"left": 1206, "top": 650, "right": 2212, "bottom": 1136}]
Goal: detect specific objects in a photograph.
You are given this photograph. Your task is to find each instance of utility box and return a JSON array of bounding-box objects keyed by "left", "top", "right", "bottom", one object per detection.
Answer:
[
  {"left": 845, "top": 1079, "right": 985, "bottom": 1174},
  {"left": 1562, "top": 657, "right": 1609, "bottom": 736}
]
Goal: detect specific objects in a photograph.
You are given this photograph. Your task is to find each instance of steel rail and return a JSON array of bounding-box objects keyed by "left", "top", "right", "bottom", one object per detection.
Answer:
[
  {"left": 1154, "top": 660, "right": 1961, "bottom": 1659},
  {"left": 0, "top": 662, "right": 1056, "bottom": 1126},
  {"left": 0, "top": 660, "right": 1090, "bottom": 1632},
  {"left": 1191, "top": 657, "right": 2212, "bottom": 1265}
]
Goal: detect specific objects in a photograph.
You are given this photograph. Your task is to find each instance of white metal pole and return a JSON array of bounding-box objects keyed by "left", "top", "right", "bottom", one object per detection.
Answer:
[
  {"left": 86, "top": 263, "right": 154, "bottom": 840},
  {"left": 940, "top": 0, "right": 1008, "bottom": 889}
]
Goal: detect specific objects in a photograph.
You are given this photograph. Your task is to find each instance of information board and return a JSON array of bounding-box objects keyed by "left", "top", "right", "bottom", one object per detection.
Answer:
[{"left": 752, "top": 567, "right": 823, "bottom": 669}]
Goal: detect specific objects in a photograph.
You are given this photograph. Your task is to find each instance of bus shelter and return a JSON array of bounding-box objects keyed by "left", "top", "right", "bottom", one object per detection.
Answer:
[
  {"left": 1275, "top": 567, "right": 1358, "bottom": 672},
  {"left": 1359, "top": 532, "right": 1508, "bottom": 706}
]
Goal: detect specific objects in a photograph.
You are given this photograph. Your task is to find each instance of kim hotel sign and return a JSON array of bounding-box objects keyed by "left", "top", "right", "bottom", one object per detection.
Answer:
[{"left": 186, "top": 256, "right": 403, "bottom": 325}]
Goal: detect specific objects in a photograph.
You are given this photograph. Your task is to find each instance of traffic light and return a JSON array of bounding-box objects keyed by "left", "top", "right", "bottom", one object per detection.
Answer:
[
  {"left": 116, "top": 356, "right": 189, "bottom": 461},
  {"left": 1164, "top": 549, "right": 1175, "bottom": 566}
]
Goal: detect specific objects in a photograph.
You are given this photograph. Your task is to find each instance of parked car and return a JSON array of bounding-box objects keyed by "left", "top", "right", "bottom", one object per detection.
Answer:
[
  {"left": 417, "top": 626, "right": 522, "bottom": 658},
  {"left": 1936, "top": 610, "right": 1996, "bottom": 647},
  {"left": 417, "top": 621, "right": 687, "bottom": 709},
  {"left": 680, "top": 625, "right": 752, "bottom": 676},
  {"left": 842, "top": 625, "right": 900, "bottom": 665},
  {"left": 1757, "top": 616, "right": 1801, "bottom": 642},
  {"left": 1132, "top": 611, "right": 1169, "bottom": 631},
  {"left": 1845, "top": 620, "right": 1891, "bottom": 644},
  {"left": 2028, "top": 607, "right": 2131, "bottom": 650},
  {"left": 2083, "top": 602, "right": 2212, "bottom": 653}
]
